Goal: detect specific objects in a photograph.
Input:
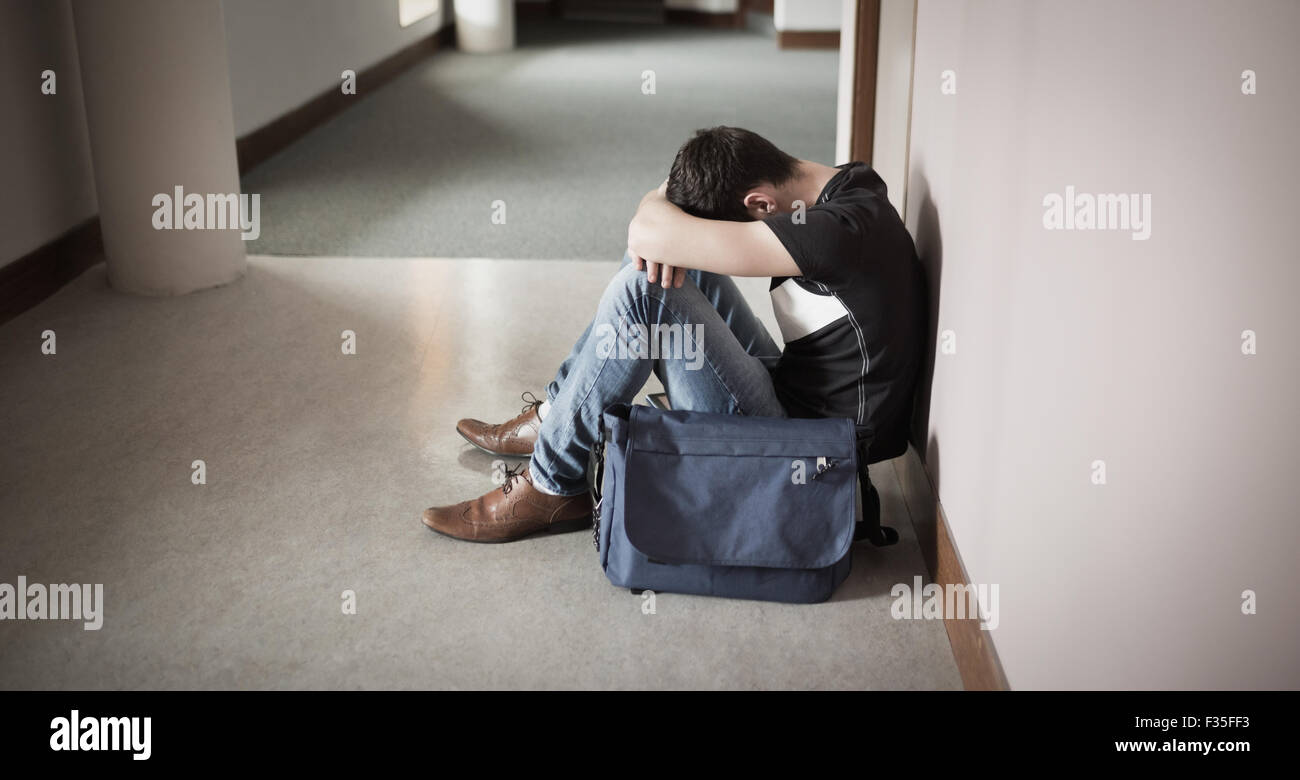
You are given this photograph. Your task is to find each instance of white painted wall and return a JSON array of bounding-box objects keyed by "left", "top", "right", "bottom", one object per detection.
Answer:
[
  {"left": 775, "top": 0, "right": 841, "bottom": 31},
  {"left": 870, "top": 0, "right": 915, "bottom": 213},
  {"left": 0, "top": 0, "right": 97, "bottom": 268},
  {"left": 906, "top": 0, "right": 1300, "bottom": 689},
  {"left": 833, "top": 0, "right": 855, "bottom": 164},
  {"left": 222, "top": 0, "right": 449, "bottom": 136}
]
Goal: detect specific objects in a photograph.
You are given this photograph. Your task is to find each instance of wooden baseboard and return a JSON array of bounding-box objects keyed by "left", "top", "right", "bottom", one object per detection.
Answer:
[
  {"left": 743, "top": 0, "right": 774, "bottom": 14},
  {"left": 236, "top": 23, "right": 455, "bottom": 174},
  {"left": 0, "top": 218, "right": 103, "bottom": 326},
  {"left": 664, "top": 9, "right": 743, "bottom": 28},
  {"left": 516, "top": 0, "right": 558, "bottom": 20},
  {"left": 777, "top": 30, "right": 840, "bottom": 49},
  {"left": 895, "top": 445, "right": 1010, "bottom": 690}
]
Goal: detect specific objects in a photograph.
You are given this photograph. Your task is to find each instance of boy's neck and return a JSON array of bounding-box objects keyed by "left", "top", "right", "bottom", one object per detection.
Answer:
[{"left": 783, "top": 160, "right": 841, "bottom": 209}]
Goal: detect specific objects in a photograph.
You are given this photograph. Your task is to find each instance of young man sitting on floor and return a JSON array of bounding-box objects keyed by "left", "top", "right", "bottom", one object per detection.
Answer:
[{"left": 422, "top": 126, "right": 926, "bottom": 542}]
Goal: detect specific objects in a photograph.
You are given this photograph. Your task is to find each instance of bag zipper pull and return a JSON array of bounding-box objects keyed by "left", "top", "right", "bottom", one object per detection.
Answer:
[{"left": 812, "top": 457, "right": 838, "bottom": 480}]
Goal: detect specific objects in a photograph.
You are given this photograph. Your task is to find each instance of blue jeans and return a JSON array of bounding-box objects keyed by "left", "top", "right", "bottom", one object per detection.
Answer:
[{"left": 531, "top": 254, "right": 786, "bottom": 496}]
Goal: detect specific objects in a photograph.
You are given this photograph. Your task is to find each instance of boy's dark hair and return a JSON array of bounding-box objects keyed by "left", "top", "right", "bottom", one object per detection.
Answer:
[{"left": 666, "top": 126, "right": 799, "bottom": 222}]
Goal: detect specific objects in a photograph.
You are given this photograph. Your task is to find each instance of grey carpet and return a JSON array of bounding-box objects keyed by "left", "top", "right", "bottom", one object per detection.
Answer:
[{"left": 239, "top": 19, "right": 839, "bottom": 259}]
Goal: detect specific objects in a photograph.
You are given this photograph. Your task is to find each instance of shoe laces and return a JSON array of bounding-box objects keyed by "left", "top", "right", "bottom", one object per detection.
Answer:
[
  {"left": 520, "top": 391, "right": 544, "bottom": 417},
  {"left": 501, "top": 463, "right": 528, "bottom": 495}
]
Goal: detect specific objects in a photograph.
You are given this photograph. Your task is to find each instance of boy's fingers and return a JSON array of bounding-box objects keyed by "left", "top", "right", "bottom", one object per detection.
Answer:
[{"left": 637, "top": 257, "right": 685, "bottom": 288}]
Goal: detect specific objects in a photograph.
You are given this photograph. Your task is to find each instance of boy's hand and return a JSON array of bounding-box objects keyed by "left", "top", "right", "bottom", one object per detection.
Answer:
[
  {"left": 631, "top": 252, "right": 686, "bottom": 289},
  {"left": 630, "top": 179, "right": 685, "bottom": 289}
]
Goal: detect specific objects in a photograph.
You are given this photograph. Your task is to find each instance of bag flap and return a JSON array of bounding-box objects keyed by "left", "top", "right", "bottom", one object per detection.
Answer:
[{"left": 621, "top": 406, "right": 857, "bottom": 570}]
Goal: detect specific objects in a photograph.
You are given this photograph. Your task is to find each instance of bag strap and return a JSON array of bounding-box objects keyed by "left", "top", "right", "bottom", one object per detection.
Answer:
[
  {"left": 587, "top": 415, "right": 607, "bottom": 550},
  {"left": 854, "top": 438, "right": 899, "bottom": 547}
]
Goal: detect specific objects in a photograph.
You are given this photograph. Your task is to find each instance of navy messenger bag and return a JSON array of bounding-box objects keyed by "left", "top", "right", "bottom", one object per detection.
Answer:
[{"left": 590, "top": 403, "right": 897, "bottom": 604}]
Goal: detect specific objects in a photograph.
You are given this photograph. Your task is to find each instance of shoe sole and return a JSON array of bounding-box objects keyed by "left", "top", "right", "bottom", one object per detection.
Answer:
[
  {"left": 422, "top": 514, "right": 591, "bottom": 544},
  {"left": 455, "top": 428, "right": 534, "bottom": 459}
]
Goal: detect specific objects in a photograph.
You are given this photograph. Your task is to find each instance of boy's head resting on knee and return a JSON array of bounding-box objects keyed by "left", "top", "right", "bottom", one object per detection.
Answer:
[{"left": 666, "top": 126, "right": 801, "bottom": 223}]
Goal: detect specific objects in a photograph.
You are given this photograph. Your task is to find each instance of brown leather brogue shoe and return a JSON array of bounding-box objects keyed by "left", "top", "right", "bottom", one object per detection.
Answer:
[
  {"left": 456, "top": 391, "right": 544, "bottom": 457},
  {"left": 422, "top": 466, "right": 593, "bottom": 543}
]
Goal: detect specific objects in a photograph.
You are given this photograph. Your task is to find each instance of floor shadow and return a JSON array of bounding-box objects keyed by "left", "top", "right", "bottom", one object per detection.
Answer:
[
  {"left": 899, "top": 166, "right": 945, "bottom": 579},
  {"left": 908, "top": 167, "right": 943, "bottom": 464}
]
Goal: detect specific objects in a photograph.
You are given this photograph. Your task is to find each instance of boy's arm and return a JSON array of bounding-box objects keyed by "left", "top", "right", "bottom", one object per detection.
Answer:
[{"left": 627, "top": 184, "right": 802, "bottom": 287}]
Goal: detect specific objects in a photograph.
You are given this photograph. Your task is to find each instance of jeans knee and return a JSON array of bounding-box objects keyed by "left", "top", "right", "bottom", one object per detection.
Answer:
[
  {"left": 601, "top": 262, "right": 702, "bottom": 326},
  {"left": 603, "top": 263, "right": 652, "bottom": 307}
]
